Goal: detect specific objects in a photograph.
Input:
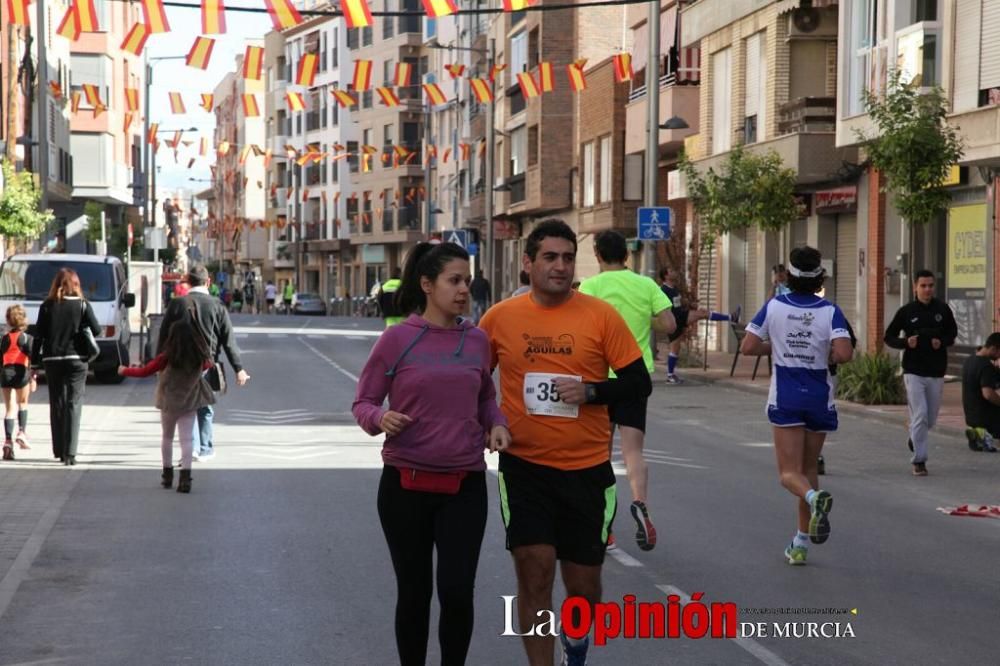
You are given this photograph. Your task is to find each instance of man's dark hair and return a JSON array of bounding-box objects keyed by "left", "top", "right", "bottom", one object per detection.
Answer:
[
  {"left": 772, "top": 263, "right": 787, "bottom": 274},
  {"left": 786, "top": 246, "right": 826, "bottom": 295},
  {"left": 524, "top": 219, "right": 577, "bottom": 261},
  {"left": 984, "top": 333, "right": 1000, "bottom": 349},
  {"left": 390, "top": 268, "right": 402, "bottom": 280},
  {"left": 519, "top": 270, "right": 530, "bottom": 286},
  {"left": 913, "top": 269, "right": 935, "bottom": 283},
  {"left": 187, "top": 264, "right": 210, "bottom": 287},
  {"left": 658, "top": 267, "right": 670, "bottom": 282},
  {"left": 594, "top": 230, "right": 628, "bottom": 265}
]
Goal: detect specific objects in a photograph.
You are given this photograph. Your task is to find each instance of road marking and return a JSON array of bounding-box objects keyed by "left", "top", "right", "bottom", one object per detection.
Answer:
[
  {"left": 605, "top": 548, "right": 643, "bottom": 568},
  {"left": 233, "top": 326, "right": 380, "bottom": 338},
  {"left": 240, "top": 446, "right": 334, "bottom": 460},
  {"left": 656, "top": 585, "right": 792, "bottom": 666},
  {"left": 300, "top": 338, "right": 360, "bottom": 383},
  {"left": 740, "top": 442, "right": 774, "bottom": 448},
  {"left": 297, "top": 319, "right": 312, "bottom": 335}
]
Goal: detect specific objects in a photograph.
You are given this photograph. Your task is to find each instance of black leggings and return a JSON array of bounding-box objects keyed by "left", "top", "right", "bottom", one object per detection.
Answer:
[
  {"left": 377, "top": 466, "right": 487, "bottom": 666},
  {"left": 43, "top": 359, "right": 88, "bottom": 459}
]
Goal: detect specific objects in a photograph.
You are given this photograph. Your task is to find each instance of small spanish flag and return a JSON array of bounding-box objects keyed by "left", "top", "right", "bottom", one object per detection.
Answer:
[
  {"left": 538, "top": 62, "right": 555, "bottom": 92},
  {"left": 186, "top": 36, "right": 216, "bottom": 70},
  {"left": 567, "top": 59, "right": 587, "bottom": 92},
  {"left": 49, "top": 82, "right": 64, "bottom": 100},
  {"left": 517, "top": 72, "right": 541, "bottom": 99},
  {"left": 82, "top": 84, "right": 103, "bottom": 108},
  {"left": 217, "top": 141, "right": 231, "bottom": 156},
  {"left": 169, "top": 130, "right": 183, "bottom": 148},
  {"left": 352, "top": 60, "right": 373, "bottom": 92},
  {"left": 120, "top": 22, "right": 151, "bottom": 56},
  {"left": 56, "top": 6, "right": 81, "bottom": 41},
  {"left": 331, "top": 89, "right": 357, "bottom": 107},
  {"left": 421, "top": 0, "right": 457, "bottom": 18},
  {"left": 393, "top": 145, "right": 410, "bottom": 158},
  {"left": 502, "top": 0, "right": 532, "bottom": 9},
  {"left": 341, "top": 0, "right": 374, "bottom": 28},
  {"left": 239, "top": 146, "right": 253, "bottom": 166},
  {"left": 148, "top": 123, "right": 159, "bottom": 146},
  {"left": 442, "top": 148, "right": 452, "bottom": 163},
  {"left": 243, "top": 46, "right": 264, "bottom": 80},
  {"left": 286, "top": 92, "right": 307, "bottom": 112},
  {"left": 123, "top": 113, "right": 134, "bottom": 134},
  {"left": 264, "top": 148, "right": 273, "bottom": 168},
  {"left": 200, "top": 93, "right": 214, "bottom": 112},
  {"left": 394, "top": 62, "right": 412, "bottom": 87},
  {"left": 613, "top": 53, "right": 634, "bottom": 82},
  {"left": 376, "top": 87, "right": 401, "bottom": 107},
  {"left": 6, "top": 0, "right": 31, "bottom": 26},
  {"left": 242, "top": 94, "right": 261, "bottom": 117},
  {"left": 469, "top": 78, "right": 493, "bottom": 104},
  {"left": 296, "top": 53, "right": 319, "bottom": 86},
  {"left": 202, "top": 0, "right": 227, "bottom": 34},
  {"left": 140, "top": 0, "right": 170, "bottom": 33},
  {"left": 199, "top": 137, "right": 208, "bottom": 156},
  {"left": 489, "top": 64, "right": 507, "bottom": 82},
  {"left": 459, "top": 143, "right": 470, "bottom": 161},
  {"left": 264, "top": 0, "right": 303, "bottom": 30},
  {"left": 74, "top": 0, "right": 99, "bottom": 32},
  {"left": 423, "top": 83, "right": 447, "bottom": 106},
  {"left": 124, "top": 88, "right": 140, "bottom": 112},
  {"left": 71, "top": 91, "right": 82, "bottom": 114},
  {"left": 169, "top": 92, "right": 186, "bottom": 114},
  {"left": 445, "top": 64, "right": 466, "bottom": 79}
]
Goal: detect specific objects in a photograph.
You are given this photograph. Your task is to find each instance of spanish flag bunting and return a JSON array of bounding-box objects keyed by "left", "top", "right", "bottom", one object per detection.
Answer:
[
  {"left": 296, "top": 153, "right": 312, "bottom": 166},
  {"left": 148, "top": 123, "right": 159, "bottom": 145},
  {"left": 6, "top": 0, "right": 30, "bottom": 26},
  {"left": 242, "top": 94, "right": 261, "bottom": 117},
  {"left": 286, "top": 92, "right": 307, "bottom": 112},
  {"left": 489, "top": 64, "right": 507, "bottom": 82},
  {"left": 394, "top": 62, "right": 412, "bottom": 87},
  {"left": 92, "top": 104, "right": 106, "bottom": 119},
  {"left": 423, "top": 83, "right": 447, "bottom": 106},
  {"left": 335, "top": 192, "right": 342, "bottom": 203},
  {"left": 502, "top": 0, "right": 533, "bottom": 10},
  {"left": 459, "top": 143, "right": 470, "bottom": 160},
  {"left": 74, "top": 0, "right": 99, "bottom": 32},
  {"left": 382, "top": 153, "right": 391, "bottom": 164},
  {"left": 120, "top": 22, "right": 151, "bottom": 56},
  {"left": 478, "top": 138, "right": 487, "bottom": 157},
  {"left": 352, "top": 60, "right": 373, "bottom": 92},
  {"left": 169, "top": 130, "right": 183, "bottom": 148},
  {"left": 57, "top": 6, "right": 81, "bottom": 41},
  {"left": 140, "top": 0, "right": 170, "bottom": 33},
  {"left": 217, "top": 141, "right": 230, "bottom": 155},
  {"left": 270, "top": 184, "right": 278, "bottom": 197},
  {"left": 442, "top": 148, "right": 452, "bottom": 163},
  {"left": 445, "top": 64, "right": 466, "bottom": 79},
  {"left": 123, "top": 113, "right": 134, "bottom": 134},
  {"left": 613, "top": 53, "right": 634, "bottom": 82},
  {"left": 49, "top": 82, "right": 64, "bottom": 100},
  {"left": 321, "top": 190, "right": 328, "bottom": 204},
  {"left": 200, "top": 93, "right": 214, "bottom": 112},
  {"left": 376, "top": 87, "right": 400, "bottom": 107},
  {"left": 243, "top": 46, "right": 264, "bottom": 80},
  {"left": 362, "top": 145, "right": 379, "bottom": 155},
  {"left": 393, "top": 145, "right": 410, "bottom": 158},
  {"left": 421, "top": 0, "right": 457, "bottom": 18},
  {"left": 538, "top": 62, "right": 555, "bottom": 92},
  {"left": 331, "top": 89, "right": 357, "bottom": 108},
  {"left": 405, "top": 151, "right": 418, "bottom": 165},
  {"left": 517, "top": 72, "right": 541, "bottom": 99},
  {"left": 264, "top": 0, "right": 303, "bottom": 30},
  {"left": 296, "top": 53, "right": 319, "bottom": 86},
  {"left": 333, "top": 143, "right": 345, "bottom": 152},
  {"left": 302, "top": 188, "right": 310, "bottom": 202},
  {"left": 169, "top": 92, "right": 186, "bottom": 114},
  {"left": 567, "top": 59, "right": 587, "bottom": 92},
  {"left": 199, "top": 137, "right": 208, "bottom": 156},
  {"left": 188, "top": 158, "right": 197, "bottom": 169},
  {"left": 341, "top": 0, "right": 374, "bottom": 28},
  {"left": 125, "top": 88, "right": 140, "bottom": 112},
  {"left": 202, "top": 0, "right": 227, "bottom": 34},
  {"left": 285, "top": 144, "right": 298, "bottom": 158},
  {"left": 186, "top": 36, "right": 216, "bottom": 70},
  {"left": 264, "top": 148, "right": 273, "bottom": 167},
  {"left": 82, "top": 84, "right": 102, "bottom": 108},
  {"left": 239, "top": 146, "right": 253, "bottom": 165},
  {"left": 469, "top": 78, "right": 493, "bottom": 104}
]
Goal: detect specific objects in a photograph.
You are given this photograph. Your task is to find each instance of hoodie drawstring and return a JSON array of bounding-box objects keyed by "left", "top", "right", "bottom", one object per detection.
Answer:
[
  {"left": 454, "top": 327, "right": 467, "bottom": 357},
  {"left": 385, "top": 325, "right": 429, "bottom": 377}
]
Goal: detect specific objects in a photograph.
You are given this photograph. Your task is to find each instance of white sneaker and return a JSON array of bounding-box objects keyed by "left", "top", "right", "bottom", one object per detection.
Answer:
[{"left": 198, "top": 451, "right": 216, "bottom": 461}]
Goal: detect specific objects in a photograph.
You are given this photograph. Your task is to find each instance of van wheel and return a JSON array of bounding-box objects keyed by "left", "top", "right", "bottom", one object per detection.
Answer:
[{"left": 97, "top": 370, "right": 126, "bottom": 384}]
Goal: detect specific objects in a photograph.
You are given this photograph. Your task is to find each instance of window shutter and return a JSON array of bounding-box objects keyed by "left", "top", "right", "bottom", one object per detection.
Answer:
[{"left": 980, "top": 0, "right": 1000, "bottom": 89}]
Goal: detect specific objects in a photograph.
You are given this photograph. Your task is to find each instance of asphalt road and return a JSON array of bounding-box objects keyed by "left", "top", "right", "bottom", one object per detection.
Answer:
[{"left": 0, "top": 313, "right": 997, "bottom": 665}]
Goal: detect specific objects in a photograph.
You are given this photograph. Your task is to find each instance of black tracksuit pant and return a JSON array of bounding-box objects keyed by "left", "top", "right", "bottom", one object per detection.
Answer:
[{"left": 43, "top": 360, "right": 88, "bottom": 459}]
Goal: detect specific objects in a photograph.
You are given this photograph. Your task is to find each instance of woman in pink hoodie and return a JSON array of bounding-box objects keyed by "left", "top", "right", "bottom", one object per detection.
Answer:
[{"left": 353, "top": 242, "right": 510, "bottom": 666}]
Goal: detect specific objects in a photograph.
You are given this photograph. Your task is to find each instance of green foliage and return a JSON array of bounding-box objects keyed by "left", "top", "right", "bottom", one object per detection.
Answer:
[
  {"left": 679, "top": 145, "right": 800, "bottom": 247},
  {"left": 84, "top": 201, "right": 106, "bottom": 243},
  {"left": 0, "top": 160, "right": 54, "bottom": 240},
  {"left": 855, "top": 69, "right": 964, "bottom": 227},
  {"left": 835, "top": 352, "right": 907, "bottom": 405}
]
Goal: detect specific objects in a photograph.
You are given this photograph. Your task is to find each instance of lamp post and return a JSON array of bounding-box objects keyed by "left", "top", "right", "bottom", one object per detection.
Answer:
[
  {"left": 144, "top": 55, "right": 188, "bottom": 230},
  {"left": 643, "top": 0, "right": 662, "bottom": 279}
]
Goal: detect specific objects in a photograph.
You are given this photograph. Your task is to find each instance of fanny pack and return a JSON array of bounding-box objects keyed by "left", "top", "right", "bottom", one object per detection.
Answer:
[{"left": 396, "top": 466, "right": 467, "bottom": 494}]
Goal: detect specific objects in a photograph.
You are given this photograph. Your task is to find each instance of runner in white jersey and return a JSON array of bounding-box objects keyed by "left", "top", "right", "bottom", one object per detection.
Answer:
[{"left": 740, "top": 246, "right": 854, "bottom": 566}]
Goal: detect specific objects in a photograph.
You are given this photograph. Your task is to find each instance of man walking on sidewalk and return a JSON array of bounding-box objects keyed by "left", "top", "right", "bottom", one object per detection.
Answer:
[{"left": 884, "top": 270, "right": 957, "bottom": 476}]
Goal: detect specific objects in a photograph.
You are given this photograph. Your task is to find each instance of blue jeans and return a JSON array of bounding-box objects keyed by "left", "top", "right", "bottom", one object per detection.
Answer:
[{"left": 193, "top": 404, "right": 214, "bottom": 455}]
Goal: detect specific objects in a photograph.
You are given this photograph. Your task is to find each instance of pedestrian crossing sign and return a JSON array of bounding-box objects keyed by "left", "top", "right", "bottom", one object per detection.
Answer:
[{"left": 444, "top": 229, "right": 468, "bottom": 248}]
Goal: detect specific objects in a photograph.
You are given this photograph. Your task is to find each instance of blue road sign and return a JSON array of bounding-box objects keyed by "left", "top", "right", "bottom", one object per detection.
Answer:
[
  {"left": 443, "top": 229, "right": 469, "bottom": 248},
  {"left": 467, "top": 242, "right": 478, "bottom": 256},
  {"left": 637, "top": 207, "right": 672, "bottom": 241}
]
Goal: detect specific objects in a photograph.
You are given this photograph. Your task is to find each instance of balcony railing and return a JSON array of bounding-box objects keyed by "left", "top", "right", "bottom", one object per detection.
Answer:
[
  {"left": 777, "top": 97, "right": 836, "bottom": 135},
  {"left": 628, "top": 72, "right": 678, "bottom": 103},
  {"left": 508, "top": 173, "right": 526, "bottom": 204}
]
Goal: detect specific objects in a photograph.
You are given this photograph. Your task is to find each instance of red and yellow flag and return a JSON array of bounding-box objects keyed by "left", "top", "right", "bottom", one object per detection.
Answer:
[
  {"left": 613, "top": 53, "right": 634, "bottom": 82},
  {"left": 445, "top": 64, "right": 466, "bottom": 79},
  {"left": 342, "top": 0, "right": 374, "bottom": 28},
  {"left": 286, "top": 92, "right": 307, "bottom": 112},
  {"left": 459, "top": 143, "right": 470, "bottom": 161},
  {"left": 217, "top": 141, "right": 231, "bottom": 156},
  {"left": 148, "top": 123, "right": 159, "bottom": 146},
  {"left": 140, "top": 0, "right": 170, "bottom": 33},
  {"left": 296, "top": 53, "right": 319, "bottom": 86},
  {"left": 199, "top": 137, "right": 209, "bottom": 156},
  {"left": 200, "top": 94, "right": 214, "bottom": 112},
  {"left": 74, "top": 0, "right": 99, "bottom": 32},
  {"left": 352, "top": 60, "right": 373, "bottom": 92},
  {"left": 331, "top": 89, "right": 358, "bottom": 108},
  {"left": 169, "top": 131, "right": 183, "bottom": 148},
  {"left": 394, "top": 62, "right": 412, "bottom": 88},
  {"left": 516, "top": 72, "right": 541, "bottom": 99},
  {"left": 71, "top": 91, "right": 82, "bottom": 114},
  {"left": 567, "top": 59, "right": 587, "bottom": 92},
  {"left": 264, "top": 148, "right": 273, "bottom": 168},
  {"left": 56, "top": 6, "right": 81, "bottom": 41},
  {"left": 202, "top": 0, "right": 227, "bottom": 34},
  {"left": 243, "top": 46, "right": 264, "bottom": 80},
  {"left": 6, "top": 0, "right": 30, "bottom": 26},
  {"left": 125, "top": 88, "right": 140, "bottom": 112},
  {"left": 423, "top": 83, "right": 447, "bottom": 106},
  {"left": 489, "top": 64, "right": 507, "bottom": 82},
  {"left": 421, "top": 0, "right": 457, "bottom": 18},
  {"left": 242, "top": 94, "right": 261, "bottom": 117},
  {"left": 469, "top": 78, "right": 493, "bottom": 103},
  {"left": 264, "top": 0, "right": 303, "bottom": 30},
  {"left": 49, "top": 82, "right": 64, "bottom": 100},
  {"left": 120, "top": 22, "right": 151, "bottom": 56},
  {"left": 239, "top": 146, "right": 253, "bottom": 166},
  {"left": 376, "top": 87, "right": 400, "bottom": 107},
  {"left": 502, "top": 0, "right": 532, "bottom": 10},
  {"left": 82, "top": 84, "right": 103, "bottom": 108},
  {"left": 538, "top": 62, "right": 554, "bottom": 92},
  {"left": 168, "top": 92, "right": 186, "bottom": 114},
  {"left": 123, "top": 113, "right": 135, "bottom": 134},
  {"left": 186, "top": 37, "right": 216, "bottom": 70}
]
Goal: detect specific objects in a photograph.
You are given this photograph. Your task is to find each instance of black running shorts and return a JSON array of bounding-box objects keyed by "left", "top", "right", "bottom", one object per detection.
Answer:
[
  {"left": 0, "top": 365, "right": 29, "bottom": 389},
  {"left": 667, "top": 308, "right": 690, "bottom": 342},
  {"left": 498, "top": 453, "right": 616, "bottom": 566},
  {"left": 609, "top": 396, "right": 648, "bottom": 433}
]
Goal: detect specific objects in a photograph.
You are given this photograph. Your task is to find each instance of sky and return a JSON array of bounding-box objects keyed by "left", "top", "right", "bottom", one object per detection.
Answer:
[{"left": 146, "top": 1, "right": 273, "bottom": 192}]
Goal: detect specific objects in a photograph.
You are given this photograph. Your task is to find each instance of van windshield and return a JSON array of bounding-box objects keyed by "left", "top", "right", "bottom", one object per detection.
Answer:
[{"left": 0, "top": 261, "right": 116, "bottom": 302}]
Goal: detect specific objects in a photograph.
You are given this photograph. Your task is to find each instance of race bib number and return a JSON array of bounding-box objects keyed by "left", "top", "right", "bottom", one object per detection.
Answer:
[{"left": 523, "top": 372, "right": 581, "bottom": 418}]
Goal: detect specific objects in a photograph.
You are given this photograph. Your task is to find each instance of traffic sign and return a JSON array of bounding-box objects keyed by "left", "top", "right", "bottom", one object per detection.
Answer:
[
  {"left": 444, "top": 229, "right": 468, "bottom": 247},
  {"left": 637, "top": 207, "right": 672, "bottom": 241}
]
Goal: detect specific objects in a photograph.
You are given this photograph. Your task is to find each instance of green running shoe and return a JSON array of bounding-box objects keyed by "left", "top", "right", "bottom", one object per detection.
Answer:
[
  {"left": 809, "top": 490, "right": 833, "bottom": 544},
  {"left": 784, "top": 543, "right": 807, "bottom": 565}
]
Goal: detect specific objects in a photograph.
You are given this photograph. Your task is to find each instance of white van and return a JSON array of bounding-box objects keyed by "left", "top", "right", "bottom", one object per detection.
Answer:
[{"left": 0, "top": 254, "right": 135, "bottom": 383}]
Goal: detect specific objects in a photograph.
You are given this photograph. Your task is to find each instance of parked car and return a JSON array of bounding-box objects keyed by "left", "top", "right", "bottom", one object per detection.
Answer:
[{"left": 292, "top": 292, "right": 327, "bottom": 315}]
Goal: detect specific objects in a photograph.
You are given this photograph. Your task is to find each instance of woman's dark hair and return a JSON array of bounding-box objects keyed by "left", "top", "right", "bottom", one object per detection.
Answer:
[
  {"left": 163, "top": 318, "right": 211, "bottom": 372},
  {"left": 395, "top": 242, "right": 470, "bottom": 315},
  {"left": 525, "top": 219, "right": 577, "bottom": 260},
  {"left": 594, "top": 230, "right": 628, "bottom": 264},
  {"left": 786, "top": 246, "right": 826, "bottom": 294},
  {"left": 47, "top": 268, "right": 82, "bottom": 301}
]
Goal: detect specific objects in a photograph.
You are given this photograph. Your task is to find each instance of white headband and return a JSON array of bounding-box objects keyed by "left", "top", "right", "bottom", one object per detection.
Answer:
[{"left": 788, "top": 265, "right": 825, "bottom": 278}]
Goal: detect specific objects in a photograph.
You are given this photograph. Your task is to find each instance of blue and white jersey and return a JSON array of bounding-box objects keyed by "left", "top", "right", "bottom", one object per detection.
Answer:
[{"left": 746, "top": 294, "right": 851, "bottom": 412}]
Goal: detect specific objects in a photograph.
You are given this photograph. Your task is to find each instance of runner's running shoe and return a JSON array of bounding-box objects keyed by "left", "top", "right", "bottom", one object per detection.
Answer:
[
  {"left": 15, "top": 432, "right": 30, "bottom": 450},
  {"left": 605, "top": 533, "right": 617, "bottom": 551},
  {"left": 630, "top": 500, "right": 657, "bottom": 551},
  {"left": 965, "top": 428, "right": 982, "bottom": 452},
  {"left": 784, "top": 543, "right": 807, "bottom": 566},
  {"left": 808, "top": 490, "right": 832, "bottom": 545},
  {"left": 665, "top": 374, "right": 683, "bottom": 385},
  {"left": 560, "top": 633, "right": 589, "bottom": 666},
  {"left": 2, "top": 443, "right": 13, "bottom": 461}
]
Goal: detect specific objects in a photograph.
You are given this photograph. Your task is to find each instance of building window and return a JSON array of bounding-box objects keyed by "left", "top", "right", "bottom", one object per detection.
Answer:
[
  {"left": 362, "top": 26, "right": 373, "bottom": 46},
  {"left": 383, "top": 59, "right": 394, "bottom": 86},
  {"left": 582, "top": 142, "right": 595, "bottom": 207},
  {"left": 711, "top": 47, "right": 732, "bottom": 155},
  {"left": 425, "top": 17, "right": 437, "bottom": 40},
  {"left": 383, "top": 188, "right": 395, "bottom": 231},
  {"left": 528, "top": 28, "right": 540, "bottom": 70},
  {"left": 510, "top": 126, "right": 527, "bottom": 179},
  {"left": 401, "top": 0, "right": 421, "bottom": 33},
  {"left": 331, "top": 28, "right": 339, "bottom": 67},
  {"left": 347, "top": 140, "right": 359, "bottom": 173},
  {"left": 743, "top": 32, "right": 766, "bottom": 144},
  {"left": 510, "top": 31, "right": 528, "bottom": 76},
  {"left": 276, "top": 56, "right": 287, "bottom": 80},
  {"left": 599, "top": 135, "right": 611, "bottom": 203},
  {"left": 528, "top": 125, "right": 538, "bottom": 167},
  {"left": 509, "top": 86, "right": 525, "bottom": 116},
  {"left": 383, "top": 0, "right": 395, "bottom": 38},
  {"left": 347, "top": 28, "right": 359, "bottom": 49}
]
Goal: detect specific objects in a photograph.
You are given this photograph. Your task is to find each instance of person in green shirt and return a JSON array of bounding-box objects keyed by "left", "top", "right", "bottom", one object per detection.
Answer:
[
  {"left": 579, "top": 230, "right": 675, "bottom": 552},
  {"left": 282, "top": 280, "right": 295, "bottom": 315},
  {"left": 377, "top": 269, "right": 404, "bottom": 328}
]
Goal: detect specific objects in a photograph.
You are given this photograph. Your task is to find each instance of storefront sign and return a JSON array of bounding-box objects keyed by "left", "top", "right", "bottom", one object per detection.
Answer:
[
  {"left": 362, "top": 244, "right": 386, "bottom": 263},
  {"left": 814, "top": 186, "right": 857, "bottom": 212},
  {"left": 947, "top": 204, "right": 987, "bottom": 292}
]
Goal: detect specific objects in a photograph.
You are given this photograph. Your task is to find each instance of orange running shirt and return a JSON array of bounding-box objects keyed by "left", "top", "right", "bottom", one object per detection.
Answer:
[{"left": 479, "top": 291, "right": 642, "bottom": 470}]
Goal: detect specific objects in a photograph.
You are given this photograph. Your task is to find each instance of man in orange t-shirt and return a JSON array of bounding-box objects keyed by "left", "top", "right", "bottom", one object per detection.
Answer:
[{"left": 479, "top": 219, "right": 651, "bottom": 665}]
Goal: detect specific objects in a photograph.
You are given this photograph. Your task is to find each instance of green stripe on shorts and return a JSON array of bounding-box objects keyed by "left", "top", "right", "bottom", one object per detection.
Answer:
[
  {"left": 498, "top": 470, "right": 510, "bottom": 528},
  {"left": 601, "top": 483, "right": 617, "bottom": 543}
]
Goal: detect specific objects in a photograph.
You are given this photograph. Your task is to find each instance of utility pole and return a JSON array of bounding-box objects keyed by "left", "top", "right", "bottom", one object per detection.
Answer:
[
  {"left": 642, "top": 0, "right": 661, "bottom": 278},
  {"left": 35, "top": 0, "right": 49, "bottom": 213},
  {"left": 5, "top": 23, "right": 19, "bottom": 164},
  {"left": 423, "top": 101, "right": 432, "bottom": 237},
  {"left": 484, "top": 37, "right": 496, "bottom": 301},
  {"left": 144, "top": 58, "right": 152, "bottom": 228}
]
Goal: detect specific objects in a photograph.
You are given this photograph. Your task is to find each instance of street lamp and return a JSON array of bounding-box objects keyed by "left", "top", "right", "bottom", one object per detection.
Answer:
[
  {"left": 189, "top": 176, "right": 222, "bottom": 277},
  {"left": 144, "top": 54, "right": 190, "bottom": 230},
  {"left": 660, "top": 116, "right": 690, "bottom": 130}
]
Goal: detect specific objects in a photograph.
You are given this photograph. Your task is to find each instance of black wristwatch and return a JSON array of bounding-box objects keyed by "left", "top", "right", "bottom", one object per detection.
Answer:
[{"left": 584, "top": 383, "right": 598, "bottom": 403}]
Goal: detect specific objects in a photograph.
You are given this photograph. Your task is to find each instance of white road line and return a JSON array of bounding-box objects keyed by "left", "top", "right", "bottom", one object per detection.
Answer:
[
  {"left": 605, "top": 548, "right": 643, "bottom": 568},
  {"left": 233, "top": 326, "right": 380, "bottom": 338},
  {"left": 301, "top": 338, "right": 360, "bottom": 383},
  {"left": 656, "top": 585, "right": 792, "bottom": 666},
  {"left": 297, "top": 319, "right": 312, "bottom": 335}
]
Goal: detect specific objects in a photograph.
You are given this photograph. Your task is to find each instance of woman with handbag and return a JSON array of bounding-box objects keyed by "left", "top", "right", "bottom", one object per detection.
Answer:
[
  {"left": 352, "top": 242, "right": 511, "bottom": 666},
  {"left": 31, "top": 268, "right": 101, "bottom": 465}
]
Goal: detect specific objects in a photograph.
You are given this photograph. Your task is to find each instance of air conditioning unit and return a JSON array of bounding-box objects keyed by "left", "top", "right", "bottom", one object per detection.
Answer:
[{"left": 787, "top": 7, "right": 838, "bottom": 39}]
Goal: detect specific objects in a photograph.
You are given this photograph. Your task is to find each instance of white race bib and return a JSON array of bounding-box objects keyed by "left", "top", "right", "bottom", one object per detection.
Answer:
[{"left": 523, "top": 372, "right": 582, "bottom": 418}]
